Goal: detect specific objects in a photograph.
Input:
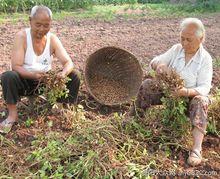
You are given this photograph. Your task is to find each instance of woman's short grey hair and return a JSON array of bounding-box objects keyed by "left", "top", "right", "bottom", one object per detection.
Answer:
[
  {"left": 30, "top": 5, "right": 52, "bottom": 19},
  {"left": 180, "top": 18, "right": 205, "bottom": 39}
]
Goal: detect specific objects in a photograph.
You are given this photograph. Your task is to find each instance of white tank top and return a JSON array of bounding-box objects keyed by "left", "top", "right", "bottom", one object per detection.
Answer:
[{"left": 23, "top": 28, "right": 52, "bottom": 72}]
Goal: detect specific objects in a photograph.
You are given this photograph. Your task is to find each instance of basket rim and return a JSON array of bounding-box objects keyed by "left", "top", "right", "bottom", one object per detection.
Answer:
[{"left": 84, "top": 46, "right": 143, "bottom": 106}]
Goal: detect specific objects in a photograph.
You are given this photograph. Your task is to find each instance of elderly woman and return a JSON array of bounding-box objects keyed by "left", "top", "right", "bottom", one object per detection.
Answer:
[{"left": 129, "top": 18, "right": 213, "bottom": 166}]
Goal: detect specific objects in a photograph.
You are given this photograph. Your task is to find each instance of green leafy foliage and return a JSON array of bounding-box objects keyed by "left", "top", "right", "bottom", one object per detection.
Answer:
[
  {"left": 161, "top": 96, "right": 189, "bottom": 136},
  {"left": 163, "top": 0, "right": 220, "bottom": 13},
  {"left": 25, "top": 107, "right": 120, "bottom": 178},
  {"left": 96, "top": 0, "right": 138, "bottom": 5},
  {"left": 25, "top": 117, "right": 34, "bottom": 127},
  {"left": 145, "top": 69, "right": 190, "bottom": 138},
  {"left": 0, "top": 0, "right": 94, "bottom": 13},
  {"left": 0, "top": 0, "right": 219, "bottom": 13},
  {"left": 138, "top": 0, "right": 168, "bottom": 3}
]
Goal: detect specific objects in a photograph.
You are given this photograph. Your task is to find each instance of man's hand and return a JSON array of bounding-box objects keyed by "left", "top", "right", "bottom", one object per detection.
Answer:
[
  {"left": 56, "top": 71, "right": 66, "bottom": 79},
  {"left": 173, "top": 87, "right": 187, "bottom": 97},
  {"left": 33, "top": 72, "right": 46, "bottom": 80},
  {"left": 155, "top": 64, "right": 170, "bottom": 74}
]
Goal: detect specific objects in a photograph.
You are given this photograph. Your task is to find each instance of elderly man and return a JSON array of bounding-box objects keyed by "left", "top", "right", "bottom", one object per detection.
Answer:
[
  {"left": 129, "top": 18, "right": 213, "bottom": 166},
  {"left": 0, "top": 6, "right": 80, "bottom": 133}
]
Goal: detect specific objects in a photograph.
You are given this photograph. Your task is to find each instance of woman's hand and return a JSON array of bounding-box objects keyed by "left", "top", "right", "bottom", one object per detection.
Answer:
[
  {"left": 173, "top": 87, "right": 188, "bottom": 97},
  {"left": 155, "top": 64, "right": 170, "bottom": 74}
]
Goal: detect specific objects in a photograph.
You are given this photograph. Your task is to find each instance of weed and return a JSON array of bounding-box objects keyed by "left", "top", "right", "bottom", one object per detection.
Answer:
[
  {"left": 208, "top": 89, "right": 220, "bottom": 136},
  {"left": 25, "top": 117, "right": 34, "bottom": 127}
]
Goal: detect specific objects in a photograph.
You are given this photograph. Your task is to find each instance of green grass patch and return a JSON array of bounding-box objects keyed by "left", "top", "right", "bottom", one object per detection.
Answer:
[
  {"left": 54, "top": 5, "right": 123, "bottom": 20},
  {"left": 0, "top": 13, "right": 28, "bottom": 24}
]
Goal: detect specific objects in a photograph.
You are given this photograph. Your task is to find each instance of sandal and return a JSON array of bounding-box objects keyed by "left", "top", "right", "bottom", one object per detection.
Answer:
[
  {"left": 0, "top": 119, "right": 16, "bottom": 134},
  {"left": 187, "top": 150, "right": 203, "bottom": 166}
]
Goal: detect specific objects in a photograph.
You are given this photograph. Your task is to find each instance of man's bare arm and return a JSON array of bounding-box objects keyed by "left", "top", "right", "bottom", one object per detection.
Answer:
[
  {"left": 51, "top": 33, "right": 74, "bottom": 77},
  {"left": 11, "top": 31, "right": 44, "bottom": 80}
]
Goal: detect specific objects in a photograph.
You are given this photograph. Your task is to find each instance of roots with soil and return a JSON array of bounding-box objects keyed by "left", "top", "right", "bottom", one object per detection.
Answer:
[{"left": 39, "top": 70, "right": 70, "bottom": 105}]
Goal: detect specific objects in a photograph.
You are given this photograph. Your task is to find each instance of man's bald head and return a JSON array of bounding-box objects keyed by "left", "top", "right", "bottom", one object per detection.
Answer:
[
  {"left": 30, "top": 5, "right": 52, "bottom": 19},
  {"left": 29, "top": 5, "right": 52, "bottom": 39}
]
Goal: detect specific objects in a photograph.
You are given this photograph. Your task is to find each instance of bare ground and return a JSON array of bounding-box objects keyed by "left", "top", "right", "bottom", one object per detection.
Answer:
[{"left": 0, "top": 14, "right": 220, "bottom": 177}]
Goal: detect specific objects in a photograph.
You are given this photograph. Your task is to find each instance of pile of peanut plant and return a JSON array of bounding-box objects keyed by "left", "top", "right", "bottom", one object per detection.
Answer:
[
  {"left": 39, "top": 70, "right": 70, "bottom": 105},
  {"left": 156, "top": 70, "right": 190, "bottom": 137},
  {"left": 22, "top": 105, "right": 181, "bottom": 178}
]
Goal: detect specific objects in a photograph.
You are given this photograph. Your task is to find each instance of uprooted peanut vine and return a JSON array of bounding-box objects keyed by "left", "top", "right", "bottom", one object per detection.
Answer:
[
  {"left": 39, "top": 70, "right": 70, "bottom": 105},
  {"left": 148, "top": 69, "right": 189, "bottom": 137}
]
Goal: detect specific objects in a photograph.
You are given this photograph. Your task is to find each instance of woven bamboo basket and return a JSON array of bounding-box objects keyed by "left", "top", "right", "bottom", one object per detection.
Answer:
[{"left": 85, "top": 46, "right": 143, "bottom": 105}]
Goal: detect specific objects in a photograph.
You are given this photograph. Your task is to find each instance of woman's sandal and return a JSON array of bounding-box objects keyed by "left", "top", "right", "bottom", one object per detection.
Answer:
[
  {"left": 187, "top": 150, "right": 203, "bottom": 166},
  {"left": 0, "top": 119, "right": 16, "bottom": 134}
]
